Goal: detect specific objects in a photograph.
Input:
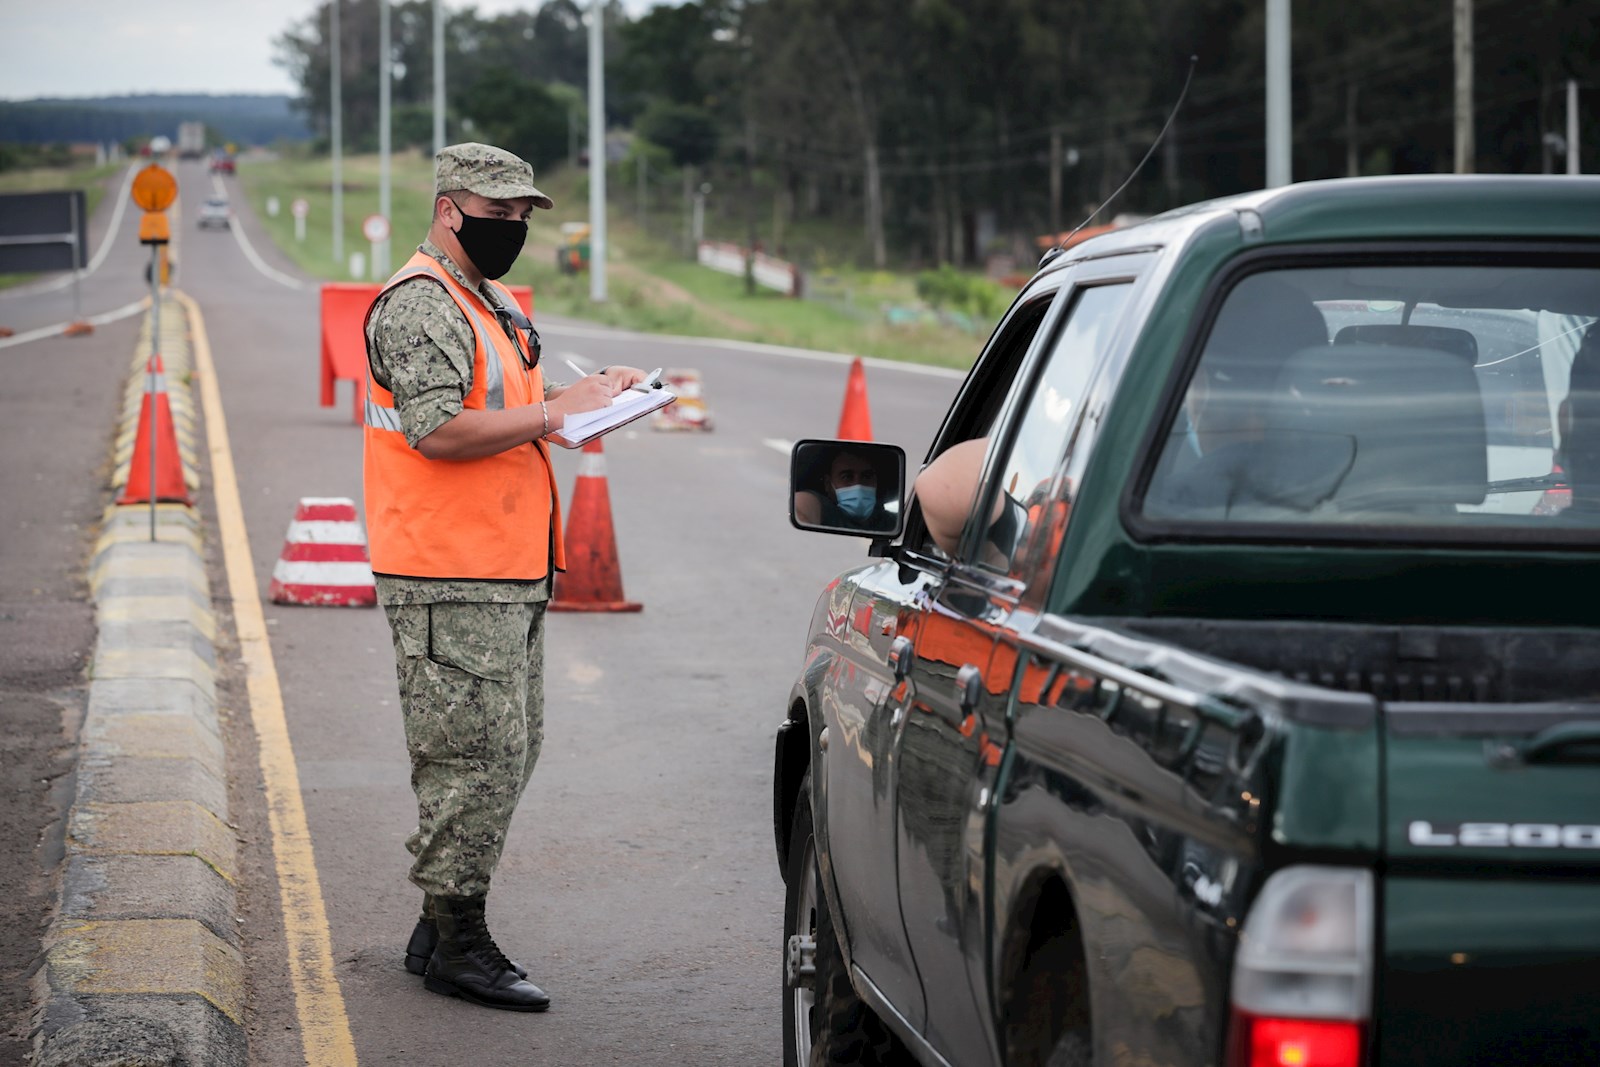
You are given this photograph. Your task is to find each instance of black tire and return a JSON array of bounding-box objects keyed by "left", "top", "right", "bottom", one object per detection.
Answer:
[
  {"left": 783, "top": 769, "right": 912, "bottom": 1067},
  {"left": 781, "top": 770, "right": 818, "bottom": 1067}
]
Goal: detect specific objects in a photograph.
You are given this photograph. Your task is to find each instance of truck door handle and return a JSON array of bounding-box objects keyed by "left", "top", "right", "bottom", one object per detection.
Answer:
[
  {"left": 957, "top": 664, "right": 984, "bottom": 715},
  {"left": 888, "top": 636, "right": 914, "bottom": 681}
]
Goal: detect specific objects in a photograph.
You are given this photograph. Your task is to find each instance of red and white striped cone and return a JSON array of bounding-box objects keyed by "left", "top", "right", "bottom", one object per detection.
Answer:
[
  {"left": 267, "top": 497, "right": 378, "bottom": 607},
  {"left": 651, "top": 369, "right": 713, "bottom": 432}
]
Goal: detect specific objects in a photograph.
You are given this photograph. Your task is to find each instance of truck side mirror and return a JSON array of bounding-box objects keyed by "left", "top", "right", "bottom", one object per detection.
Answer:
[{"left": 789, "top": 439, "right": 907, "bottom": 540}]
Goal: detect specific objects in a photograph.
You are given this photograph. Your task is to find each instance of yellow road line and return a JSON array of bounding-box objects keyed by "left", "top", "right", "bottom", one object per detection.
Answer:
[{"left": 178, "top": 289, "right": 359, "bottom": 1067}]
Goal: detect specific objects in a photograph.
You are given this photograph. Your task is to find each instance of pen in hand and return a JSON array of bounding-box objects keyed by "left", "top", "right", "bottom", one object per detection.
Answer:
[{"left": 564, "top": 358, "right": 619, "bottom": 400}]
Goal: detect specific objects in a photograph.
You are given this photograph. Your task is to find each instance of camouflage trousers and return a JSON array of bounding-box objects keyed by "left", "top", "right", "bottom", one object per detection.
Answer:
[{"left": 384, "top": 601, "right": 546, "bottom": 898}]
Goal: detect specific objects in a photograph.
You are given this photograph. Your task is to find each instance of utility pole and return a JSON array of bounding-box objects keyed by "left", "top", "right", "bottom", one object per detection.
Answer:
[
  {"left": 378, "top": 0, "right": 393, "bottom": 275},
  {"left": 1049, "top": 126, "right": 1063, "bottom": 238},
  {"left": 1346, "top": 84, "right": 1360, "bottom": 176},
  {"left": 1453, "top": 0, "right": 1474, "bottom": 174},
  {"left": 587, "top": 0, "right": 607, "bottom": 302},
  {"left": 637, "top": 153, "right": 647, "bottom": 230},
  {"left": 331, "top": 0, "right": 343, "bottom": 267},
  {"left": 1569, "top": 79, "right": 1581, "bottom": 175},
  {"left": 743, "top": 112, "right": 757, "bottom": 296},
  {"left": 1265, "top": 0, "right": 1291, "bottom": 187},
  {"left": 433, "top": 0, "right": 446, "bottom": 156}
]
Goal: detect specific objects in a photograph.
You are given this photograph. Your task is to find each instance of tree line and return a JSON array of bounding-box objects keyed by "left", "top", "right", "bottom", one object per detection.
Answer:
[
  {"left": 274, "top": 0, "right": 1598, "bottom": 270},
  {"left": 0, "top": 95, "right": 309, "bottom": 153}
]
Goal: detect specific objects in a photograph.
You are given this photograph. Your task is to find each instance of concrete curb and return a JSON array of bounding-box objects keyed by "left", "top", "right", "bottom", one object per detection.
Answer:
[{"left": 34, "top": 297, "right": 248, "bottom": 1067}]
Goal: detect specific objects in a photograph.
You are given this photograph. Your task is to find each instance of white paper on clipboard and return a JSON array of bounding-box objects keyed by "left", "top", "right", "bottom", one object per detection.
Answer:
[{"left": 546, "top": 387, "right": 675, "bottom": 448}]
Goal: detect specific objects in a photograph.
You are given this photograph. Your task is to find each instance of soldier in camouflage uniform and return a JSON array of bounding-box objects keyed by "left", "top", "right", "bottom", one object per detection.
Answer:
[{"left": 364, "top": 142, "right": 648, "bottom": 1012}]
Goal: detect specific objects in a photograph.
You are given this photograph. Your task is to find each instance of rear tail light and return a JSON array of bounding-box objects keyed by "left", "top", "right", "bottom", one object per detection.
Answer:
[
  {"left": 1226, "top": 866, "right": 1373, "bottom": 1067},
  {"left": 1532, "top": 464, "right": 1570, "bottom": 516},
  {"left": 1227, "top": 1011, "right": 1363, "bottom": 1067}
]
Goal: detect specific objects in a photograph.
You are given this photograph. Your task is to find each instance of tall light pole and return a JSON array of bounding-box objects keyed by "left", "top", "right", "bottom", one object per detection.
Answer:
[
  {"left": 1567, "top": 79, "right": 1580, "bottom": 175},
  {"left": 433, "top": 0, "right": 446, "bottom": 156},
  {"left": 378, "top": 0, "right": 393, "bottom": 275},
  {"left": 1453, "top": 0, "right": 1474, "bottom": 173},
  {"left": 331, "top": 0, "right": 344, "bottom": 267},
  {"left": 588, "top": 0, "right": 607, "bottom": 302},
  {"left": 1265, "top": 0, "right": 1291, "bottom": 187}
]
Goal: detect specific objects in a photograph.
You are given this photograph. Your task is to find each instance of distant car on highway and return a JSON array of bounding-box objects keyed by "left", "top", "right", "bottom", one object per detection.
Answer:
[
  {"left": 210, "top": 151, "right": 236, "bottom": 175},
  {"left": 198, "top": 197, "right": 231, "bottom": 230}
]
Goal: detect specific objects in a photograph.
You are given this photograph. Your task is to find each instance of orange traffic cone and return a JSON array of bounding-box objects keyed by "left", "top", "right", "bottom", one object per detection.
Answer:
[
  {"left": 836, "top": 357, "right": 873, "bottom": 441},
  {"left": 550, "top": 439, "right": 642, "bottom": 613},
  {"left": 118, "top": 354, "right": 192, "bottom": 505}
]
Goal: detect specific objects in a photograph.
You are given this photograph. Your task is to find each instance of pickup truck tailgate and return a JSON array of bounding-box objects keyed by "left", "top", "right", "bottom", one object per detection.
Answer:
[{"left": 1379, "top": 709, "right": 1600, "bottom": 1064}]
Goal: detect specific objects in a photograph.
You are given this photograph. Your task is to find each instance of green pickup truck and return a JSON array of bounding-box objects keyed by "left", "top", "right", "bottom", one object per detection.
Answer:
[{"left": 776, "top": 175, "right": 1600, "bottom": 1067}]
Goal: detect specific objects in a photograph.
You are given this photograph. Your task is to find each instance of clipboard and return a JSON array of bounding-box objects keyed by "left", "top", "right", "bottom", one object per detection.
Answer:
[{"left": 547, "top": 387, "right": 676, "bottom": 448}]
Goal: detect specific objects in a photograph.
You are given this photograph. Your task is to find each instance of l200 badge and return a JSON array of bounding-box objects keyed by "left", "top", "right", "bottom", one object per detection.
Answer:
[{"left": 1408, "top": 821, "right": 1600, "bottom": 848}]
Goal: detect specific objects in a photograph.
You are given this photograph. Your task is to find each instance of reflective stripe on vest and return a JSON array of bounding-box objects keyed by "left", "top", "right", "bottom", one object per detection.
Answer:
[
  {"left": 364, "top": 371, "right": 403, "bottom": 432},
  {"left": 363, "top": 263, "right": 506, "bottom": 418}
]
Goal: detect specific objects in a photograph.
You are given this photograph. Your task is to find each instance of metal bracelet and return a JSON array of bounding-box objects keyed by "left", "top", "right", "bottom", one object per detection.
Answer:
[{"left": 539, "top": 400, "right": 549, "bottom": 438}]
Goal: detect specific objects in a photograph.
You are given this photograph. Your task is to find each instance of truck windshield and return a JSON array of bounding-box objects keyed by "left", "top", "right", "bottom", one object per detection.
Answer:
[{"left": 1141, "top": 264, "right": 1600, "bottom": 534}]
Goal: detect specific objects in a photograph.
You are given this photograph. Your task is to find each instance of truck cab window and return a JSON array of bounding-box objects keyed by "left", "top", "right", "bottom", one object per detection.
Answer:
[
  {"left": 977, "top": 283, "right": 1133, "bottom": 577},
  {"left": 911, "top": 293, "right": 1056, "bottom": 558},
  {"left": 1141, "top": 264, "right": 1600, "bottom": 538}
]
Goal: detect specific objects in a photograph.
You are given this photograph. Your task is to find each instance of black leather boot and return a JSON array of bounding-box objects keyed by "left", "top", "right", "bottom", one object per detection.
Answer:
[
  {"left": 406, "top": 893, "right": 527, "bottom": 978},
  {"left": 424, "top": 894, "right": 550, "bottom": 1012}
]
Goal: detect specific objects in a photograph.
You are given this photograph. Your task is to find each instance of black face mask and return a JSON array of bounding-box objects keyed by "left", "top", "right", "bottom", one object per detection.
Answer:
[{"left": 453, "top": 210, "right": 528, "bottom": 280}]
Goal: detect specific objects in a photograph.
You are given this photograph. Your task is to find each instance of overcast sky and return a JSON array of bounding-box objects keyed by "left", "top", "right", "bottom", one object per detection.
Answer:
[{"left": 0, "top": 1, "right": 668, "bottom": 100}]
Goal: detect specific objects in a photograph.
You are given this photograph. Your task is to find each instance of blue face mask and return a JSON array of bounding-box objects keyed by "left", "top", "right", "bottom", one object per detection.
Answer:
[{"left": 834, "top": 485, "right": 877, "bottom": 519}]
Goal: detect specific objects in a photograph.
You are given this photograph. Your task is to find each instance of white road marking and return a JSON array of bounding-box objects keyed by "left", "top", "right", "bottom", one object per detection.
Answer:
[
  {"left": 214, "top": 173, "right": 303, "bottom": 291},
  {"left": 566, "top": 659, "right": 603, "bottom": 686},
  {"left": 85, "top": 163, "right": 137, "bottom": 276},
  {"left": 0, "top": 296, "right": 149, "bottom": 349},
  {"left": 763, "top": 438, "right": 793, "bottom": 455},
  {"left": 535, "top": 319, "right": 965, "bottom": 378}
]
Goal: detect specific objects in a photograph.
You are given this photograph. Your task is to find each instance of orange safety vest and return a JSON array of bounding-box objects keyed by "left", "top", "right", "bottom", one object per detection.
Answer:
[{"left": 362, "top": 250, "right": 565, "bottom": 581}]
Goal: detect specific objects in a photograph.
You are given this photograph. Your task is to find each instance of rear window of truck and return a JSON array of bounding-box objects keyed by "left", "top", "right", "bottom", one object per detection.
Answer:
[{"left": 1140, "top": 263, "right": 1600, "bottom": 536}]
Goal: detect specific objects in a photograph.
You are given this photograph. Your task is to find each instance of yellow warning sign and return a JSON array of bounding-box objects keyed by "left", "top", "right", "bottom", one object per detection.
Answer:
[
  {"left": 138, "top": 211, "right": 171, "bottom": 245},
  {"left": 131, "top": 164, "right": 178, "bottom": 212}
]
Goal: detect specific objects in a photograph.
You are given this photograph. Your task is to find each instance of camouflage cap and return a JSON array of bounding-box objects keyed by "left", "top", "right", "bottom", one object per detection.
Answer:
[{"left": 434, "top": 142, "right": 554, "bottom": 210}]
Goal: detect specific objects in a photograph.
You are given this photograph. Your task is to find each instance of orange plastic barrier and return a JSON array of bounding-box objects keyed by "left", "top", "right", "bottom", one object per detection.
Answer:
[{"left": 320, "top": 282, "right": 533, "bottom": 424}]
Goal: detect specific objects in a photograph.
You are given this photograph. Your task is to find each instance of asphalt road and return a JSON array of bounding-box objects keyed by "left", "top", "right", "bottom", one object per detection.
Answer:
[
  {"left": 0, "top": 162, "right": 164, "bottom": 1067},
  {"left": 161, "top": 160, "right": 965, "bottom": 1064}
]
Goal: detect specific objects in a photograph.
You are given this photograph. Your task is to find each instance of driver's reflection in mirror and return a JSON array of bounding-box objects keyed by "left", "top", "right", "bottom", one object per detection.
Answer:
[{"left": 793, "top": 444, "right": 899, "bottom": 534}]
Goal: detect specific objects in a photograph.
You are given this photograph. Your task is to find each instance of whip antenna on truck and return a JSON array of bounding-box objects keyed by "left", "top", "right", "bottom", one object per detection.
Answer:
[{"left": 1058, "top": 55, "right": 1199, "bottom": 251}]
